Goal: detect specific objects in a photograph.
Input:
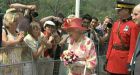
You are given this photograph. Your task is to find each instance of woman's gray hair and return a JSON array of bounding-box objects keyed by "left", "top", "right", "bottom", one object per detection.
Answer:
[{"left": 28, "top": 21, "right": 41, "bottom": 35}]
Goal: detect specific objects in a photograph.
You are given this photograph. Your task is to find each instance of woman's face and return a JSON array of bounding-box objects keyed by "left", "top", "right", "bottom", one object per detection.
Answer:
[
  {"left": 68, "top": 29, "right": 82, "bottom": 40},
  {"left": 44, "top": 25, "right": 55, "bottom": 33},
  {"left": 32, "top": 27, "right": 41, "bottom": 38},
  {"left": 8, "top": 21, "right": 18, "bottom": 31},
  {"left": 5, "top": 13, "right": 19, "bottom": 31}
]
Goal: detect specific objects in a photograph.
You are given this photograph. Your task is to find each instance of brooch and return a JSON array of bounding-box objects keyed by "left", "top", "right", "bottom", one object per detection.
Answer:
[{"left": 123, "top": 25, "right": 129, "bottom": 31}]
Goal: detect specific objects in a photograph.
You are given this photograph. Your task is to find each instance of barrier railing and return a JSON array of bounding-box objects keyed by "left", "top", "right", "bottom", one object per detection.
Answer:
[
  {"left": 0, "top": 46, "right": 67, "bottom": 75},
  {"left": 0, "top": 46, "right": 108, "bottom": 75}
]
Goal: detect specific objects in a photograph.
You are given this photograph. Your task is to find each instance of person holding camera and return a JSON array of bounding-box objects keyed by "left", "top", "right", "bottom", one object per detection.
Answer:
[
  {"left": 9, "top": 3, "right": 38, "bottom": 33},
  {"left": 98, "top": 16, "right": 113, "bottom": 32},
  {"left": 100, "top": 17, "right": 113, "bottom": 55}
]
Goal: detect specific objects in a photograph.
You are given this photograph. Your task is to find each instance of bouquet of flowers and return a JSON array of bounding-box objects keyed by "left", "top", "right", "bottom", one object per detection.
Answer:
[{"left": 60, "top": 50, "right": 78, "bottom": 65}]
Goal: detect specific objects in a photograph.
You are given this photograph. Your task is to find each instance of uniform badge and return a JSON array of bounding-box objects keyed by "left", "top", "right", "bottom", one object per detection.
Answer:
[{"left": 123, "top": 25, "right": 129, "bottom": 31}]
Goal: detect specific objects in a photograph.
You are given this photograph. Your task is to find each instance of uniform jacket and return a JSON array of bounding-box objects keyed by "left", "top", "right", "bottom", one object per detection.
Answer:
[{"left": 106, "top": 20, "right": 140, "bottom": 74}]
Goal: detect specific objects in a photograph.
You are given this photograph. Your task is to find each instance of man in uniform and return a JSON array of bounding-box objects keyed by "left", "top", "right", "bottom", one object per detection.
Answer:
[
  {"left": 130, "top": 4, "right": 140, "bottom": 75},
  {"left": 105, "top": 0, "right": 139, "bottom": 75}
]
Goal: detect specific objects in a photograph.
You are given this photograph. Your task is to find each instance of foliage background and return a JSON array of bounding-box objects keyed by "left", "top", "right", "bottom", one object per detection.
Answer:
[{"left": 0, "top": 0, "right": 140, "bottom": 21}]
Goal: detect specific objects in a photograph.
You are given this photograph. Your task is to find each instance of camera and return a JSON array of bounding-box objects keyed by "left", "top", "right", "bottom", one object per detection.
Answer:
[
  {"left": 107, "top": 23, "right": 112, "bottom": 29},
  {"left": 51, "top": 17, "right": 63, "bottom": 28},
  {"left": 31, "top": 11, "right": 38, "bottom": 18},
  {"left": 24, "top": 9, "right": 38, "bottom": 18}
]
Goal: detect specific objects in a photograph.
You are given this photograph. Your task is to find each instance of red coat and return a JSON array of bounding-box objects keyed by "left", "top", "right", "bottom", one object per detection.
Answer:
[{"left": 106, "top": 20, "right": 140, "bottom": 74}]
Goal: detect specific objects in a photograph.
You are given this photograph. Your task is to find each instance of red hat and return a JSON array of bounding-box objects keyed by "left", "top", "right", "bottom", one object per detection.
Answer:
[{"left": 62, "top": 18, "right": 87, "bottom": 31}]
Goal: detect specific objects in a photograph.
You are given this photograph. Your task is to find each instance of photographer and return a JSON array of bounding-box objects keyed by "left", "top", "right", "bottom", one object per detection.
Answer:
[
  {"left": 102, "top": 23, "right": 112, "bottom": 42},
  {"left": 98, "top": 17, "right": 113, "bottom": 55},
  {"left": 9, "top": 3, "right": 38, "bottom": 32},
  {"left": 101, "top": 22, "right": 112, "bottom": 55},
  {"left": 40, "top": 15, "right": 63, "bottom": 30},
  {"left": 102, "top": 16, "right": 113, "bottom": 31},
  {"left": 101, "top": 16, "right": 113, "bottom": 45}
]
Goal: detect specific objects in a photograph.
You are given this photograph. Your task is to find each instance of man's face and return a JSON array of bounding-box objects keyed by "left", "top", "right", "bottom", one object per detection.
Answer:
[
  {"left": 90, "top": 19, "right": 98, "bottom": 28},
  {"left": 132, "top": 7, "right": 140, "bottom": 25},
  {"left": 82, "top": 19, "right": 90, "bottom": 28},
  {"left": 117, "top": 8, "right": 129, "bottom": 19}
]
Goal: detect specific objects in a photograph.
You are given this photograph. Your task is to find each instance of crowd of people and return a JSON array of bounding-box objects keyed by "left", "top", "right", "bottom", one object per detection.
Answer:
[{"left": 0, "top": 0, "right": 140, "bottom": 75}]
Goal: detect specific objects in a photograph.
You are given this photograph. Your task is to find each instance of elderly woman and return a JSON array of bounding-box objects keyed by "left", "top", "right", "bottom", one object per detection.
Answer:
[{"left": 61, "top": 18, "right": 97, "bottom": 75}]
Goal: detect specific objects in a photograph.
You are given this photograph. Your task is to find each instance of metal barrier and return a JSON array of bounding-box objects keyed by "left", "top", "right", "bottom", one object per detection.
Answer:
[
  {"left": 0, "top": 46, "right": 67, "bottom": 75},
  {"left": 0, "top": 46, "right": 33, "bottom": 75},
  {"left": 0, "top": 46, "right": 108, "bottom": 75},
  {"left": 95, "top": 41, "right": 108, "bottom": 75},
  {"left": 35, "top": 58, "right": 67, "bottom": 75}
]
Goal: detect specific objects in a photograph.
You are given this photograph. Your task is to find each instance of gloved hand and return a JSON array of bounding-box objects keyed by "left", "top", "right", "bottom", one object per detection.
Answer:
[{"left": 128, "top": 63, "right": 132, "bottom": 75}]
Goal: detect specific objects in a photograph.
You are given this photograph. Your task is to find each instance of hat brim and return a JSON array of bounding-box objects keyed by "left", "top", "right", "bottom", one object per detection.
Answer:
[
  {"left": 115, "top": 8, "right": 122, "bottom": 10},
  {"left": 115, "top": 7, "right": 133, "bottom": 10},
  {"left": 43, "top": 24, "right": 55, "bottom": 28}
]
